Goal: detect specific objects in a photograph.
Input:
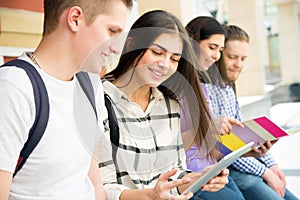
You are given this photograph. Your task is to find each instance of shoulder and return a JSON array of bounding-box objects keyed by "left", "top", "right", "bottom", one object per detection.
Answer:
[
  {"left": 0, "top": 54, "right": 36, "bottom": 97},
  {"left": 102, "top": 79, "right": 125, "bottom": 103}
]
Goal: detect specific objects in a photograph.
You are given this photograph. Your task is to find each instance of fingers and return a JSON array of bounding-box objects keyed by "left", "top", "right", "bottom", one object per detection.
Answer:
[
  {"left": 220, "top": 168, "right": 229, "bottom": 176},
  {"left": 265, "top": 140, "right": 274, "bottom": 149},
  {"left": 157, "top": 169, "right": 192, "bottom": 197},
  {"left": 257, "top": 142, "right": 267, "bottom": 152},
  {"left": 162, "top": 177, "right": 192, "bottom": 192},
  {"left": 218, "top": 117, "right": 232, "bottom": 135},
  {"left": 169, "top": 192, "right": 193, "bottom": 200},
  {"left": 158, "top": 168, "right": 178, "bottom": 182},
  {"left": 201, "top": 170, "right": 229, "bottom": 192},
  {"left": 227, "top": 117, "right": 244, "bottom": 127},
  {"left": 218, "top": 117, "right": 243, "bottom": 135}
]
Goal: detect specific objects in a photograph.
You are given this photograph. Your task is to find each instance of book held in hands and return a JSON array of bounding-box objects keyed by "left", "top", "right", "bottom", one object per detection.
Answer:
[{"left": 217, "top": 116, "right": 297, "bottom": 155}]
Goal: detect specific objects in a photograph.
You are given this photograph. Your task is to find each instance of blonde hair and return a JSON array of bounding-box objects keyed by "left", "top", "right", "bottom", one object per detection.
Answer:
[{"left": 43, "top": 0, "right": 133, "bottom": 34}]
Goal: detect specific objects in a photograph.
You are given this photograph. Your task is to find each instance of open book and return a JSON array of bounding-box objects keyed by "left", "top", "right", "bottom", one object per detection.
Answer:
[{"left": 217, "top": 116, "right": 297, "bottom": 156}]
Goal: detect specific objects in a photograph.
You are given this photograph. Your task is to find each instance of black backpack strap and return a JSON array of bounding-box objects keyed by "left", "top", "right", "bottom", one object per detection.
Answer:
[
  {"left": 104, "top": 94, "right": 120, "bottom": 168},
  {"left": 75, "top": 74, "right": 120, "bottom": 178},
  {"left": 76, "top": 72, "right": 97, "bottom": 118},
  {"left": 1, "top": 59, "right": 49, "bottom": 177},
  {"left": 76, "top": 73, "right": 119, "bottom": 157}
]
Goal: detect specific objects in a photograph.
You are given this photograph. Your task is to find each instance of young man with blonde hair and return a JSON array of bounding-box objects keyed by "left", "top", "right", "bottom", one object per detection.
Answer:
[
  {"left": 209, "top": 24, "right": 298, "bottom": 200},
  {"left": 0, "top": 0, "right": 132, "bottom": 199}
]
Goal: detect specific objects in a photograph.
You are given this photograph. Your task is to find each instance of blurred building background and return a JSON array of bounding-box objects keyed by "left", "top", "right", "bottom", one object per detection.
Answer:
[
  {"left": 1, "top": 0, "right": 299, "bottom": 196},
  {"left": 1, "top": 0, "right": 299, "bottom": 99}
]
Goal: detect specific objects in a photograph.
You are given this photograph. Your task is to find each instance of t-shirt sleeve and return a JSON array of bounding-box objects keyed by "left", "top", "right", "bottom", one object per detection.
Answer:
[{"left": 0, "top": 68, "right": 35, "bottom": 173}]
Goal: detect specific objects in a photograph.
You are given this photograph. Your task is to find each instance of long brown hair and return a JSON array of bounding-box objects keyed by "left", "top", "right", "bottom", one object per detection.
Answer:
[{"left": 105, "top": 10, "right": 218, "bottom": 159}]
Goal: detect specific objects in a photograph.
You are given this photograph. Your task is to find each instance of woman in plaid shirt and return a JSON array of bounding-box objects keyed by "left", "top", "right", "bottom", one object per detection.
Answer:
[{"left": 96, "top": 10, "right": 229, "bottom": 200}]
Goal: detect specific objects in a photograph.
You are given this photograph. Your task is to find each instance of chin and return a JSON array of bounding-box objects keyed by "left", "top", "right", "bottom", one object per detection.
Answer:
[{"left": 149, "top": 83, "right": 160, "bottom": 88}]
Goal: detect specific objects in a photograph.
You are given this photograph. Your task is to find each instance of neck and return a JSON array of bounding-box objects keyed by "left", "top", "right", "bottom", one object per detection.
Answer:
[
  {"left": 113, "top": 76, "right": 151, "bottom": 111},
  {"left": 32, "top": 34, "right": 80, "bottom": 81}
]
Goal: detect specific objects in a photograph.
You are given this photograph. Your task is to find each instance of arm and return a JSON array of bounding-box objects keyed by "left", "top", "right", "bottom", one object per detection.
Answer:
[
  {"left": 0, "top": 170, "right": 12, "bottom": 200},
  {"left": 257, "top": 152, "right": 277, "bottom": 167},
  {"left": 98, "top": 136, "right": 193, "bottom": 200},
  {"left": 120, "top": 169, "right": 193, "bottom": 200},
  {"left": 262, "top": 167, "right": 286, "bottom": 197},
  {"left": 88, "top": 157, "right": 106, "bottom": 200},
  {"left": 231, "top": 157, "right": 267, "bottom": 176},
  {"left": 0, "top": 71, "right": 35, "bottom": 196},
  {"left": 269, "top": 164, "right": 286, "bottom": 185}
]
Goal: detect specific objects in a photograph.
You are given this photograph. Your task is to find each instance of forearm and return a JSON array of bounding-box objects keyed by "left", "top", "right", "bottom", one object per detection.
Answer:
[
  {"left": 88, "top": 158, "right": 106, "bottom": 200},
  {"left": 120, "top": 188, "right": 152, "bottom": 200},
  {"left": 0, "top": 170, "right": 13, "bottom": 200},
  {"left": 94, "top": 182, "right": 106, "bottom": 200}
]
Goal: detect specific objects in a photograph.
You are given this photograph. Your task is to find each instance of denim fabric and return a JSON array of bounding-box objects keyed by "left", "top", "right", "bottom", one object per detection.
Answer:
[
  {"left": 229, "top": 168, "right": 299, "bottom": 200},
  {"left": 190, "top": 176, "right": 245, "bottom": 200}
]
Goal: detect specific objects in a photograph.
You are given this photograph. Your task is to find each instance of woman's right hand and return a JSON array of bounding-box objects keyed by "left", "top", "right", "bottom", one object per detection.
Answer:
[
  {"left": 149, "top": 168, "right": 193, "bottom": 200},
  {"left": 215, "top": 116, "right": 244, "bottom": 135}
]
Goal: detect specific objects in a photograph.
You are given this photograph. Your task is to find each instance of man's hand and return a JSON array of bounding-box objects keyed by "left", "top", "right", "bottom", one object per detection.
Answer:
[
  {"left": 262, "top": 167, "right": 286, "bottom": 197},
  {"left": 242, "top": 140, "right": 275, "bottom": 158},
  {"left": 270, "top": 165, "right": 287, "bottom": 186}
]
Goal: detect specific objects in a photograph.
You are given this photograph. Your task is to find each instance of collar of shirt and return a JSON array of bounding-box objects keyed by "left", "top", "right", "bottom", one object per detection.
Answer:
[{"left": 102, "top": 80, "right": 164, "bottom": 105}]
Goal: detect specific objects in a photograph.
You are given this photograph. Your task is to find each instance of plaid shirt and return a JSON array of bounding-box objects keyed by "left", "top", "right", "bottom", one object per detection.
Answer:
[
  {"left": 202, "top": 83, "right": 277, "bottom": 177},
  {"left": 97, "top": 81, "right": 189, "bottom": 200}
]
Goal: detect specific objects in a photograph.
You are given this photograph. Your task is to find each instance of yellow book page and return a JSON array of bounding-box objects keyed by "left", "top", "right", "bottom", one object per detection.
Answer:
[{"left": 218, "top": 133, "right": 247, "bottom": 151}]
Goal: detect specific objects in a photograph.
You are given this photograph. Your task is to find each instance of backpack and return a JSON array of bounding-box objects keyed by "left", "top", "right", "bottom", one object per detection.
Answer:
[{"left": 1, "top": 59, "right": 119, "bottom": 177}]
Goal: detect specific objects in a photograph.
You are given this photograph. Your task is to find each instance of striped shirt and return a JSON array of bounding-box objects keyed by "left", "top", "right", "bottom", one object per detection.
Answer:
[
  {"left": 97, "top": 80, "right": 189, "bottom": 200},
  {"left": 202, "top": 83, "right": 277, "bottom": 177}
]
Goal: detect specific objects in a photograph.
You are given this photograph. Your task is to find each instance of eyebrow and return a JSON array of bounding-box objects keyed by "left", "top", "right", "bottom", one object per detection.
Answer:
[
  {"left": 209, "top": 43, "right": 224, "bottom": 48},
  {"left": 151, "top": 43, "right": 182, "bottom": 56}
]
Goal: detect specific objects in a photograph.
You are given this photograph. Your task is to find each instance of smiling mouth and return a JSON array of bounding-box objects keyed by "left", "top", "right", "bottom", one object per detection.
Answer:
[
  {"left": 150, "top": 69, "right": 164, "bottom": 79},
  {"left": 230, "top": 69, "right": 240, "bottom": 73},
  {"left": 100, "top": 52, "right": 110, "bottom": 58}
]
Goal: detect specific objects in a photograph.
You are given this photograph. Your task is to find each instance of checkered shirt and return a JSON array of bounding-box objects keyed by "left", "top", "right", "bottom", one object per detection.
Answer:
[
  {"left": 202, "top": 83, "right": 277, "bottom": 177},
  {"left": 97, "top": 80, "right": 189, "bottom": 200}
]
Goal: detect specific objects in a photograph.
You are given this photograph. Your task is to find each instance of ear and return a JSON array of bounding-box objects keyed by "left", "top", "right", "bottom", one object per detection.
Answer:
[
  {"left": 125, "top": 37, "right": 134, "bottom": 50},
  {"left": 67, "top": 6, "right": 83, "bottom": 32}
]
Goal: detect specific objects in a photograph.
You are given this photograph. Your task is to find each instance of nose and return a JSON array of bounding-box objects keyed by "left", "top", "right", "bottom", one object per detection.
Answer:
[
  {"left": 212, "top": 51, "right": 221, "bottom": 62},
  {"left": 158, "top": 56, "right": 170, "bottom": 68},
  {"left": 109, "top": 42, "right": 120, "bottom": 55},
  {"left": 234, "top": 59, "right": 244, "bottom": 68}
]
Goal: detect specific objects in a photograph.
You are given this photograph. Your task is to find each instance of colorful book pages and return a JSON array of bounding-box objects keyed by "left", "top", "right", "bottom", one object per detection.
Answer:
[{"left": 218, "top": 116, "right": 289, "bottom": 155}]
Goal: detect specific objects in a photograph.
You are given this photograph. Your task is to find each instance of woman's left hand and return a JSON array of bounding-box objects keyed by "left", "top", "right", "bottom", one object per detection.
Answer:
[{"left": 200, "top": 168, "right": 229, "bottom": 192}]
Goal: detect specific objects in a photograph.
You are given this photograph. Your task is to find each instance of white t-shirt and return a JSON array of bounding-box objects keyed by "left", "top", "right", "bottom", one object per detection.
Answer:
[{"left": 0, "top": 53, "right": 103, "bottom": 199}]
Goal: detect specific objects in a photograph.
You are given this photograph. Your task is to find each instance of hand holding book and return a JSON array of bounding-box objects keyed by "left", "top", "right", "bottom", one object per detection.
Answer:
[{"left": 217, "top": 116, "right": 297, "bottom": 156}]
